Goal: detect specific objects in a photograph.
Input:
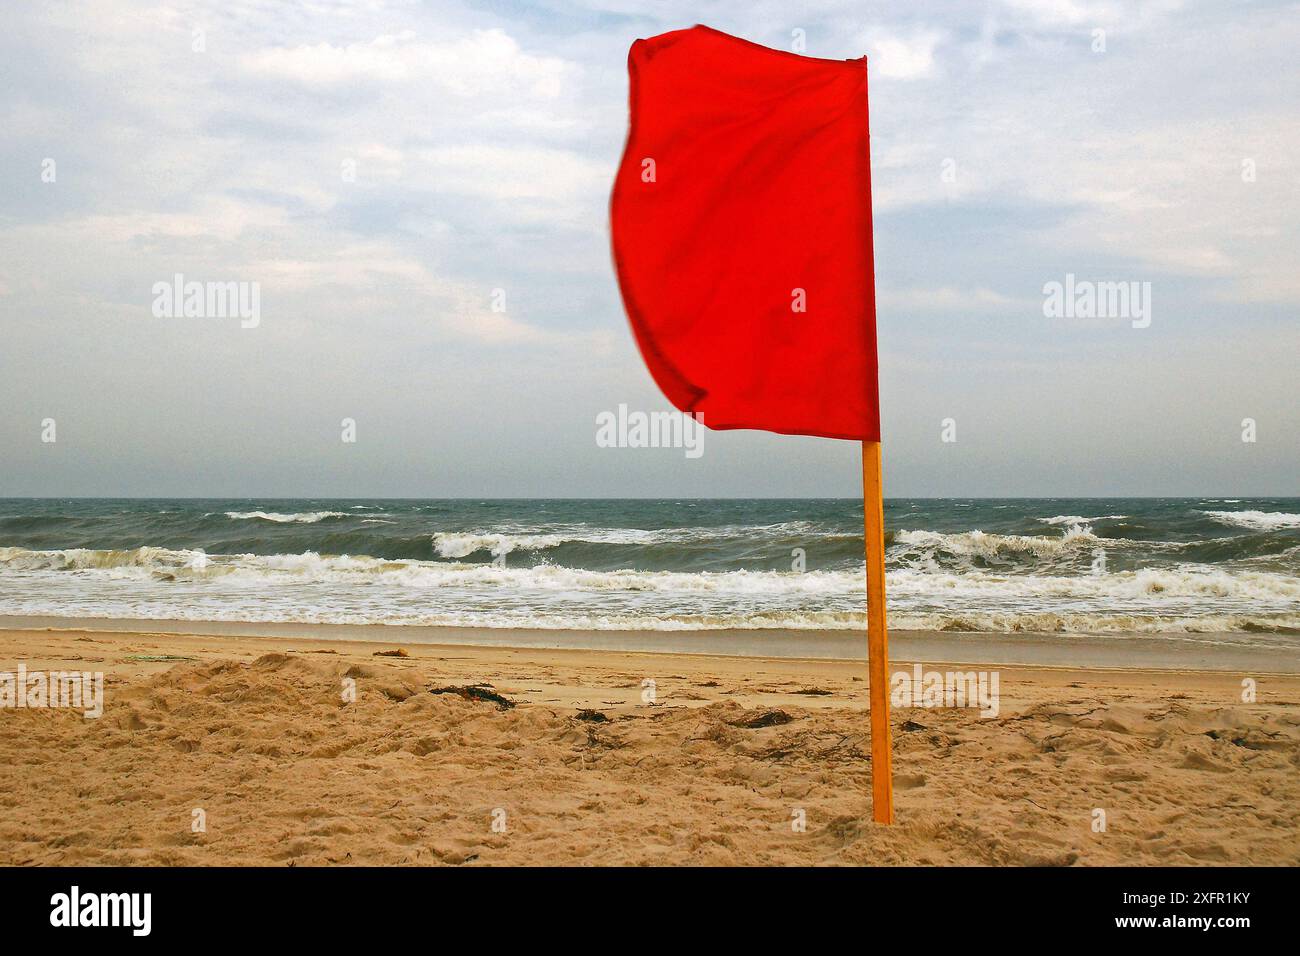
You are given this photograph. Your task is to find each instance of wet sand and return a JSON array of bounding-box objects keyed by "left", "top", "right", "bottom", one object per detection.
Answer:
[{"left": 2, "top": 615, "right": 1295, "bottom": 672}]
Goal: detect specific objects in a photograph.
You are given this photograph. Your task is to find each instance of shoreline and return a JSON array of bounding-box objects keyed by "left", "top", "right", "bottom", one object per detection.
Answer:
[{"left": 2, "top": 614, "right": 1297, "bottom": 673}]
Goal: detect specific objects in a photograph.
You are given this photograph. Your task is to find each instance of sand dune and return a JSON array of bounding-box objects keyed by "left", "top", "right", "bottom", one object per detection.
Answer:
[{"left": 1, "top": 627, "right": 1297, "bottom": 865}]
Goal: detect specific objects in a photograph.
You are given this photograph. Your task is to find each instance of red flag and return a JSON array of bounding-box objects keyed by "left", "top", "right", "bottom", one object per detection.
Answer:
[{"left": 610, "top": 25, "right": 879, "bottom": 442}]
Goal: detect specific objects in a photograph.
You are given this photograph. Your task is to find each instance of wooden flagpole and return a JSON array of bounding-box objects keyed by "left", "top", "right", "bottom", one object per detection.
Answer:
[{"left": 862, "top": 439, "right": 894, "bottom": 824}]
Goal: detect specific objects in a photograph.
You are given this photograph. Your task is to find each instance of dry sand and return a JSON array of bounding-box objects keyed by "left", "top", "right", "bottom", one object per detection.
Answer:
[{"left": 1, "top": 626, "right": 1297, "bottom": 866}]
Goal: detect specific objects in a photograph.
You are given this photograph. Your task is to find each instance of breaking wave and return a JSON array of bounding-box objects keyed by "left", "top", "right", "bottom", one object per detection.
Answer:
[
  {"left": 1037, "top": 514, "right": 1128, "bottom": 525},
  {"left": 2, "top": 498, "right": 1297, "bottom": 637},
  {"left": 1201, "top": 510, "right": 1300, "bottom": 531},
  {"left": 892, "top": 525, "right": 1105, "bottom": 561},
  {"left": 431, "top": 522, "right": 826, "bottom": 558},
  {"left": 223, "top": 511, "right": 351, "bottom": 523},
  {"left": 1, "top": 544, "right": 1297, "bottom": 634}
]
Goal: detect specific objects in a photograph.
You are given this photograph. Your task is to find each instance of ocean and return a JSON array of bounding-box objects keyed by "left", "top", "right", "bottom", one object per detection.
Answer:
[{"left": 0, "top": 497, "right": 1297, "bottom": 636}]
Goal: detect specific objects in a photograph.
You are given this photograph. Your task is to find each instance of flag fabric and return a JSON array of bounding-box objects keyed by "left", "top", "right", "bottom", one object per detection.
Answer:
[{"left": 610, "top": 25, "right": 880, "bottom": 442}]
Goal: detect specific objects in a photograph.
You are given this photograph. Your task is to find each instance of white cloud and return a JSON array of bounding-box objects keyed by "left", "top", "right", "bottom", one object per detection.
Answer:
[
  {"left": 998, "top": 0, "right": 1186, "bottom": 30},
  {"left": 240, "top": 28, "right": 574, "bottom": 98},
  {"left": 879, "top": 286, "right": 1022, "bottom": 311},
  {"left": 36, "top": 200, "right": 291, "bottom": 245},
  {"left": 864, "top": 29, "right": 944, "bottom": 80},
  {"left": 1, "top": 0, "right": 1295, "bottom": 495},
  {"left": 1000, "top": 0, "right": 1098, "bottom": 26},
  {"left": 418, "top": 145, "right": 607, "bottom": 203}
]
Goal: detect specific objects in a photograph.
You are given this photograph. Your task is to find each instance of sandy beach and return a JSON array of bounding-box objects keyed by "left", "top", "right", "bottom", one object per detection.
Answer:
[{"left": 2, "top": 624, "right": 1297, "bottom": 866}]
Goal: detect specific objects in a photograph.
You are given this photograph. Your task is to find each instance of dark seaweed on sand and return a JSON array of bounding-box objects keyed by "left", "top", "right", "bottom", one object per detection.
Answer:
[{"left": 428, "top": 684, "right": 516, "bottom": 709}]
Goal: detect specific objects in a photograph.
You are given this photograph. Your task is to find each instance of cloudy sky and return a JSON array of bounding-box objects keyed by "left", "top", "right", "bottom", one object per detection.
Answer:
[{"left": 1, "top": 0, "right": 1296, "bottom": 497}]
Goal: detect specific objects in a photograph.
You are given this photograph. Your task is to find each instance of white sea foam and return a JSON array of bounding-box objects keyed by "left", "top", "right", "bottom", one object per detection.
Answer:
[
  {"left": 0, "top": 545, "right": 189, "bottom": 572},
  {"left": 433, "top": 532, "right": 572, "bottom": 557},
  {"left": 224, "top": 510, "right": 350, "bottom": 523},
  {"left": 1037, "top": 514, "right": 1127, "bottom": 525},
  {"left": 893, "top": 525, "right": 1102, "bottom": 559},
  {"left": 430, "top": 522, "right": 823, "bottom": 557},
  {"left": 0, "top": 598, "right": 1294, "bottom": 636},
  {"left": 1201, "top": 510, "right": 1300, "bottom": 531},
  {"left": 3, "top": 513, "right": 1299, "bottom": 638},
  {"left": 7, "top": 499, "right": 1298, "bottom": 637},
  {"left": 2, "top": 545, "right": 1297, "bottom": 603}
]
